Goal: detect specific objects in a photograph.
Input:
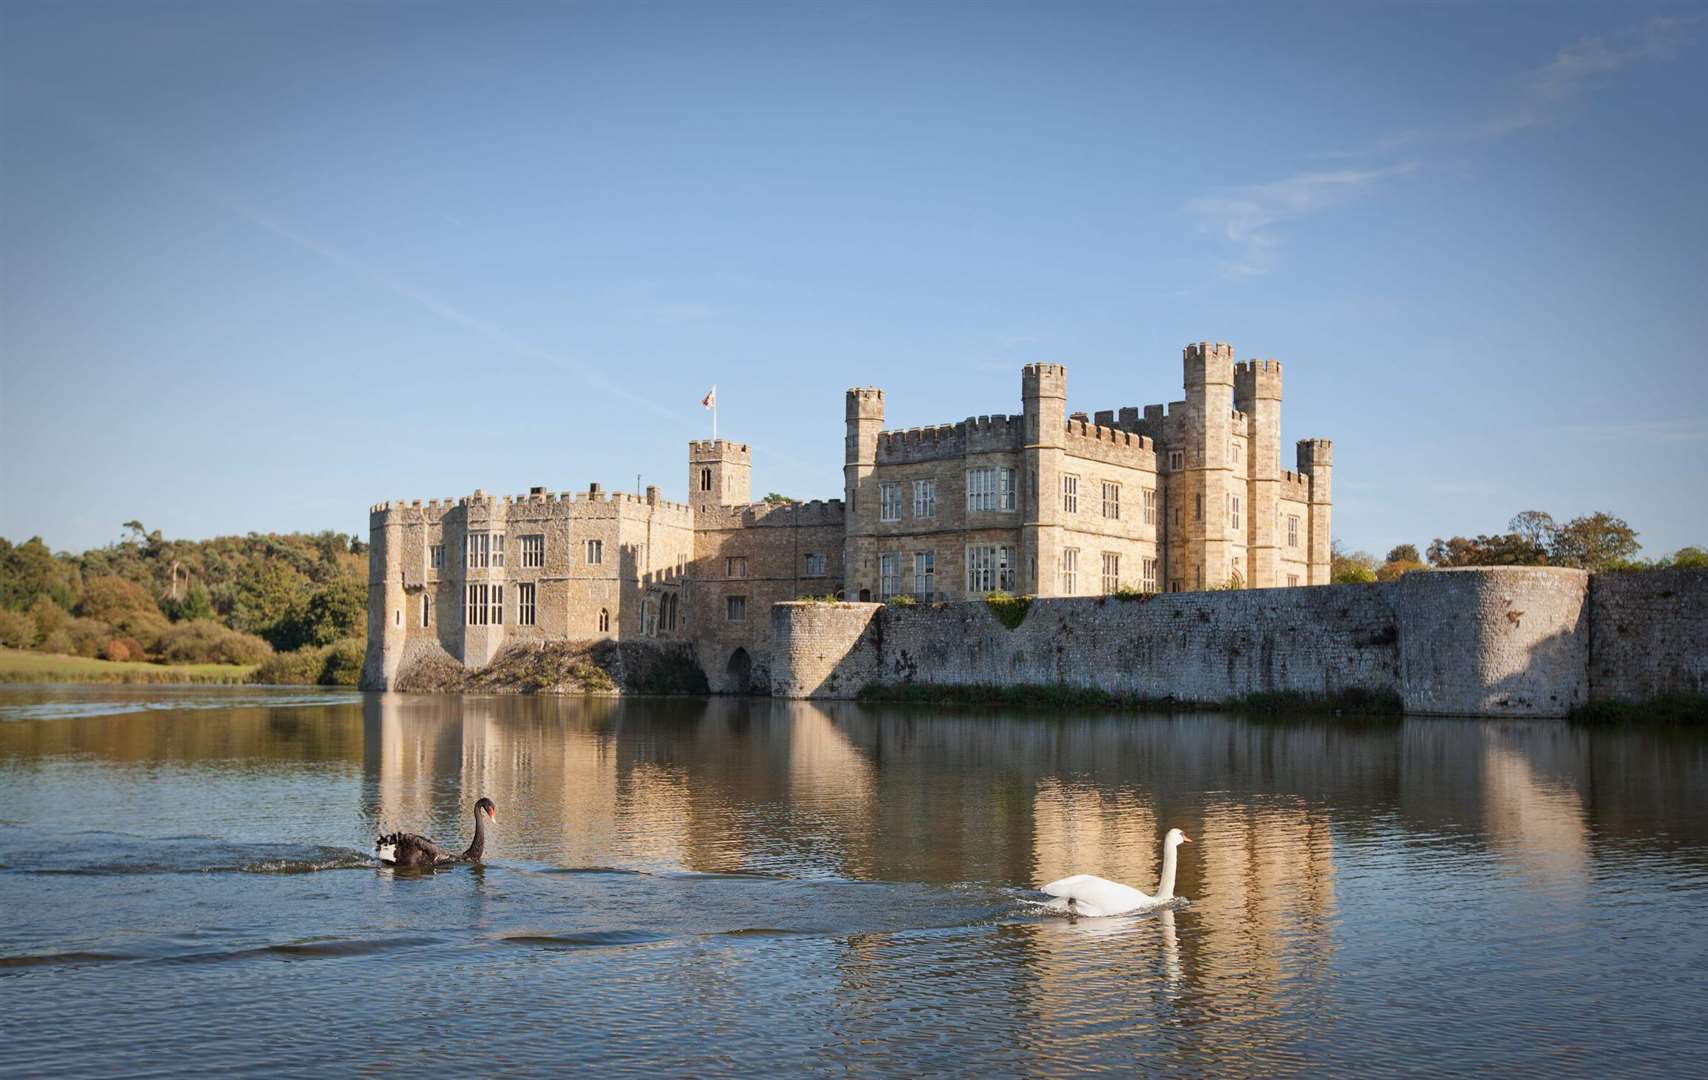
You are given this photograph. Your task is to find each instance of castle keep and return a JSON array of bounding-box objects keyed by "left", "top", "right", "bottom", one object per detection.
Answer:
[{"left": 364, "top": 342, "right": 1332, "bottom": 692}]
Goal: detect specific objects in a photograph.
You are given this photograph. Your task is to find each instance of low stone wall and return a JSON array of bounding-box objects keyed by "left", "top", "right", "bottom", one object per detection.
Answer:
[
  {"left": 772, "top": 568, "right": 1628, "bottom": 718},
  {"left": 878, "top": 586, "right": 1401, "bottom": 703},
  {"left": 1589, "top": 569, "right": 1708, "bottom": 702}
]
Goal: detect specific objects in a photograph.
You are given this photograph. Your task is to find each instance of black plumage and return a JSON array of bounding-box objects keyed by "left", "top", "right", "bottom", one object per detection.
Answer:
[{"left": 375, "top": 797, "right": 495, "bottom": 867}]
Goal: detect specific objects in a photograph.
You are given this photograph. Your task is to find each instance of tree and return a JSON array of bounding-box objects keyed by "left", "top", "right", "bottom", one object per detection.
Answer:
[
  {"left": 231, "top": 561, "right": 312, "bottom": 648},
  {"left": 76, "top": 575, "right": 160, "bottom": 623},
  {"left": 289, "top": 578, "right": 367, "bottom": 647},
  {"left": 1668, "top": 546, "right": 1708, "bottom": 569},
  {"left": 761, "top": 492, "right": 796, "bottom": 505},
  {"left": 1426, "top": 533, "right": 1548, "bottom": 567},
  {"left": 1384, "top": 544, "right": 1420, "bottom": 565},
  {"left": 1331, "top": 541, "right": 1379, "bottom": 584},
  {"left": 1548, "top": 513, "right": 1640, "bottom": 571},
  {"left": 1508, "top": 511, "right": 1558, "bottom": 552}
]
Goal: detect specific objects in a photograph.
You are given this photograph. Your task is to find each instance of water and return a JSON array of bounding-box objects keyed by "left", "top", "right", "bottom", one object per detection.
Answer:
[{"left": 1, "top": 686, "right": 1705, "bottom": 1077}]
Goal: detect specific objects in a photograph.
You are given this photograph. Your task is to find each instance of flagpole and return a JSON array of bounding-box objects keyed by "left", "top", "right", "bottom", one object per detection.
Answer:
[{"left": 713, "top": 385, "right": 718, "bottom": 441}]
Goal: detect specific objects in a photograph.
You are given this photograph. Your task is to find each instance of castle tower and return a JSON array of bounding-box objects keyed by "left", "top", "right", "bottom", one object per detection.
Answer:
[
  {"left": 689, "top": 439, "right": 752, "bottom": 512},
  {"left": 843, "top": 387, "right": 884, "bottom": 600},
  {"left": 359, "top": 502, "right": 407, "bottom": 689},
  {"left": 1170, "top": 342, "right": 1236, "bottom": 589},
  {"left": 1297, "top": 439, "right": 1333, "bottom": 585},
  {"left": 1235, "top": 359, "right": 1284, "bottom": 588},
  {"left": 1021, "top": 363, "right": 1067, "bottom": 595}
]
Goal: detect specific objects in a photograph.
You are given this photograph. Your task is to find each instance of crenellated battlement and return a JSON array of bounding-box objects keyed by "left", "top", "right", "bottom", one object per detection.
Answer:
[
  {"left": 694, "top": 498, "right": 847, "bottom": 529},
  {"left": 846, "top": 387, "right": 885, "bottom": 420},
  {"left": 874, "top": 415, "right": 1025, "bottom": 462},
  {"left": 372, "top": 488, "right": 697, "bottom": 521},
  {"left": 1062, "top": 416, "right": 1155, "bottom": 468}
]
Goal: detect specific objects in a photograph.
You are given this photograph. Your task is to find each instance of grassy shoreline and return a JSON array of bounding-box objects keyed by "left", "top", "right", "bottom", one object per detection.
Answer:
[{"left": 0, "top": 648, "right": 256, "bottom": 685}]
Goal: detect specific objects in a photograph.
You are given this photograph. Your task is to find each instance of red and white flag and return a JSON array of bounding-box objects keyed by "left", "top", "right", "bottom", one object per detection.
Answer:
[{"left": 700, "top": 386, "right": 717, "bottom": 409}]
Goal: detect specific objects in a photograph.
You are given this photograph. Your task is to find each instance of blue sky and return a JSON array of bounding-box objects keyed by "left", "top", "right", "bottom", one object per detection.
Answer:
[{"left": 2, "top": 1, "right": 1705, "bottom": 558}]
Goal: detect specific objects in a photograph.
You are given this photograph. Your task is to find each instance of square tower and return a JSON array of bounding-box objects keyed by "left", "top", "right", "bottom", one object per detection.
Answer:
[{"left": 689, "top": 439, "right": 752, "bottom": 510}]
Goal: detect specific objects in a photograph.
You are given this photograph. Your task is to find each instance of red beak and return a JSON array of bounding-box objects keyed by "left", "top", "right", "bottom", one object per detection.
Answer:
[{"left": 1181, "top": 834, "right": 1193, "bottom": 843}]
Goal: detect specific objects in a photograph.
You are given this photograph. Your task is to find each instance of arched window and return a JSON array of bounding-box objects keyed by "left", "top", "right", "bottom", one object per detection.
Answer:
[{"left": 598, "top": 608, "right": 609, "bottom": 633}]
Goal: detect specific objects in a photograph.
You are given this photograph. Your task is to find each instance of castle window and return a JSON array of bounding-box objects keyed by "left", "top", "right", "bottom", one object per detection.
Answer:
[
  {"left": 913, "top": 551, "right": 935, "bottom": 600},
  {"left": 1230, "top": 495, "right": 1241, "bottom": 531},
  {"left": 492, "top": 534, "right": 504, "bottom": 567},
  {"left": 1102, "top": 552, "right": 1120, "bottom": 593},
  {"left": 1195, "top": 565, "right": 1203, "bottom": 589},
  {"left": 430, "top": 545, "right": 444, "bottom": 570},
  {"left": 880, "top": 483, "right": 902, "bottom": 522},
  {"left": 1061, "top": 475, "right": 1079, "bottom": 514},
  {"left": 966, "top": 467, "right": 1016, "bottom": 512},
  {"left": 1143, "top": 558, "right": 1158, "bottom": 592},
  {"left": 422, "top": 595, "right": 432, "bottom": 627},
  {"left": 726, "top": 556, "right": 748, "bottom": 578},
  {"left": 598, "top": 608, "right": 609, "bottom": 633},
  {"left": 519, "top": 534, "right": 545, "bottom": 568},
  {"left": 1101, "top": 482, "right": 1120, "bottom": 520},
  {"left": 1287, "top": 573, "right": 1300, "bottom": 587},
  {"left": 1143, "top": 488, "right": 1156, "bottom": 525},
  {"left": 1170, "top": 580, "right": 1182, "bottom": 593},
  {"left": 466, "top": 532, "right": 489, "bottom": 569},
  {"left": 700, "top": 468, "right": 712, "bottom": 492},
  {"left": 1288, "top": 515, "right": 1300, "bottom": 548},
  {"left": 912, "top": 479, "right": 936, "bottom": 518},
  {"left": 726, "top": 595, "right": 747, "bottom": 622},
  {"left": 644, "top": 601, "right": 657, "bottom": 637},
  {"left": 1230, "top": 558, "right": 1243, "bottom": 587},
  {"left": 965, "top": 545, "right": 1013, "bottom": 594},
  {"left": 517, "top": 583, "right": 536, "bottom": 626},
  {"left": 465, "top": 583, "right": 498, "bottom": 625},
  {"left": 585, "top": 539, "right": 603, "bottom": 565},
  {"left": 1168, "top": 450, "right": 1184, "bottom": 471},
  {"left": 1060, "top": 548, "right": 1078, "bottom": 594},
  {"left": 394, "top": 608, "right": 401, "bottom": 627},
  {"left": 804, "top": 553, "right": 826, "bottom": 577},
  {"left": 666, "top": 593, "right": 678, "bottom": 631},
  {"left": 1194, "top": 494, "right": 1203, "bottom": 522},
  {"left": 879, "top": 553, "right": 900, "bottom": 598}
]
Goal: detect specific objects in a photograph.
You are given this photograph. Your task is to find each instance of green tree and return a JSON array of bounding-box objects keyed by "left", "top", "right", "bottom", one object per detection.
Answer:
[
  {"left": 761, "top": 492, "right": 796, "bottom": 505},
  {"left": 0, "top": 537, "right": 75, "bottom": 612},
  {"left": 1331, "top": 541, "right": 1379, "bottom": 584},
  {"left": 1508, "top": 510, "right": 1558, "bottom": 552},
  {"left": 76, "top": 575, "right": 160, "bottom": 623},
  {"left": 1548, "top": 513, "right": 1640, "bottom": 571},
  {"left": 232, "top": 561, "right": 312, "bottom": 648},
  {"left": 1426, "top": 533, "right": 1549, "bottom": 567},
  {"left": 1384, "top": 544, "right": 1420, "bottom": 565},
  {"left": 1668, "top": 546, "right": 1708, "bottom": 569},
  {"left": 290, "top": 578, "right": 367, "bottom": 647}
]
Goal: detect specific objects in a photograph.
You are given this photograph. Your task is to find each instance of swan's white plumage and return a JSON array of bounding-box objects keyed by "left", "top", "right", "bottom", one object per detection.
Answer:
[
  {"left": 1039, "top": 874, "right": 1157, "bottom": 917},
  {"left": 375, "top": 842, "right": 397, "bottom": 865},
  {"left": 1038, "top": 827, "right": 1191, "bottom": 917}
]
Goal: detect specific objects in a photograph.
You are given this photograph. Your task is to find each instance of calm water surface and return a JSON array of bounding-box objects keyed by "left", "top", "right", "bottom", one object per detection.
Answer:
[{"left": 2, "top": 685, "right": 1706, "bottom": 1077}]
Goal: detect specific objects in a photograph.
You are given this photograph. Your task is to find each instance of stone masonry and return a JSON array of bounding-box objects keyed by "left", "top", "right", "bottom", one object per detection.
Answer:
[{"left": 364, "top": 341, "right": 1333, "bottom": 692}]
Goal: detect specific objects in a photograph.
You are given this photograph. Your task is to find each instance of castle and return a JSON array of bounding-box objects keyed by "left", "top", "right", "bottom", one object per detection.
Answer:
[{"left": 364, "top": 342, "right": 1332, "bottom": 692}]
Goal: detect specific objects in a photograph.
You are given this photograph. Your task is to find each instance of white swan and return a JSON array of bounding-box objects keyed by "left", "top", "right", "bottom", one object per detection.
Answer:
[{"left": 1040, "top": 827, "right": 1192, "bottom": 916}]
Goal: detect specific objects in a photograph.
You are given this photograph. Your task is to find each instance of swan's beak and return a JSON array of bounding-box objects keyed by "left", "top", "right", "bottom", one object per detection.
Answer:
[
  {"left": 1180, "top": 834, "right": 1193, "bottom": 844},
  {"left": 487, "top": 809, "right": 496, "bottom": 823}
]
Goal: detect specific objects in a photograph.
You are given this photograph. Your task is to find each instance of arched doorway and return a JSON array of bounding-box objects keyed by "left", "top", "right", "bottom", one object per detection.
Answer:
[
  {"left": 725, "top": 647, "right": 752, "bottom": 694},
  {"left": 858, "top": 588, "right": 871, "bottom": 602}
]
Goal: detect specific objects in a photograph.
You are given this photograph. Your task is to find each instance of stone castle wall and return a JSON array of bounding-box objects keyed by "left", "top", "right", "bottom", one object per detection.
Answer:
[
  {"left": 1589, "top": 569, "right": 1708, "bottom": 702},
  {"left": 769, "top": 567, "right": 1702, "bottom": 718}
]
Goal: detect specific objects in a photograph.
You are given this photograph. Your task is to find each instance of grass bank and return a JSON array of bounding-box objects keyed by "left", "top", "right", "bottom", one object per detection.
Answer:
[
  {"left": 1569, "top": 695, "right": 1708, "bottom": 725},
  {"left": 0, "top": 647, "right": 256, "bottom": 685},
  {"left": 855, "top": 680, "right": 1402, "bottom": 716}
]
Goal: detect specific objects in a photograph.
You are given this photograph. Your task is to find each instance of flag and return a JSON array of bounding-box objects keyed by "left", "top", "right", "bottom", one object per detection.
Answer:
[{"left": 701, "top": 386, "right": 716, "bottom": 409}]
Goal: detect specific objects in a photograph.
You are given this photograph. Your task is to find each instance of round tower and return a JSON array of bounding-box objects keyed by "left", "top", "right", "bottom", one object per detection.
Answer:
[{"left": 844, "top": 387, "right": 884, "bottom": 600}]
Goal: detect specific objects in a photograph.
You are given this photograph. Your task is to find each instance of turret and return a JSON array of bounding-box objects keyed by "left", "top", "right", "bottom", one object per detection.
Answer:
[
  {"left": 689, "top": 439, "right": 752, "bottom": 511},
  {"left": 1235, "top": 359, "right": 1284, "bottom": 586},
  {"left": 1298, "top": 438, "right": 1333, "bottom": 585},
  {"left": 843, "top": 387, "right": 885, "bottom": 600},
  {"left": 1021, "top": 363, "right": 1067, "bottom": 448}
]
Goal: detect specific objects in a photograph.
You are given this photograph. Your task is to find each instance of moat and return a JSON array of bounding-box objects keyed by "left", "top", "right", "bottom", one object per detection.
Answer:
[{"left": 3, "top": 685, "right": 1706, "bottom": 1077}]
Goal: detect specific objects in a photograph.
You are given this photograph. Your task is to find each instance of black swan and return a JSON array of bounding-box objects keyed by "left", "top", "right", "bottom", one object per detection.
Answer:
[{"left": 375, "top": 798, "right": 495, "bottom": 867}]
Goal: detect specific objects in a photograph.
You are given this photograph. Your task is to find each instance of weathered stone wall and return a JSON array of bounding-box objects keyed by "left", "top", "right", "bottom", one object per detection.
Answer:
[
  {"left": 1589, "top": 569, "right": 1708, "bottom": 702},
  {"left": 769, "top": 602, "right": 881, "bottom": 699},
  {"left": 774, "top": 568, "right": 1622, "bottom": 717},
  {"left": 1396, "top": 567, "right": 1588, "bottom": 717},
  {"left": 871, "top": 585, "right": 1401, "bottom": 704}
]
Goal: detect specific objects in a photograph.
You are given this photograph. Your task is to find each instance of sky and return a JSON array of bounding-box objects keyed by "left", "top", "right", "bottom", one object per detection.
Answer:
[{"left": 2, "top": 1, "right": 1705, "bottom": 559}]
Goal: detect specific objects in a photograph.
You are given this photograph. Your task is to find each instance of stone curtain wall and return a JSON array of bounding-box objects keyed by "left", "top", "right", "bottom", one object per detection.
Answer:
[
  {"left": 877, "top": 587, "right": 1401, "bottom": 703},
  {"left": 769, "top": 602, "right": 882, "bottom": 699},
  {"left": 1590, "top": 569, "right": 1708, "bottom": 702},
  {"left": 769, "top": 567, "right": 1685, "bottom": 718}
]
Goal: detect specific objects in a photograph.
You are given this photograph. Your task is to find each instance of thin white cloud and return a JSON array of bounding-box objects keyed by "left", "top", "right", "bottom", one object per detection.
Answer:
[
  {"left": 1192, "top": 17, "right": 1700, "bottom": 277},
  {"left": 1185, "top": 164, "right": 1417, "bottom": 278}
]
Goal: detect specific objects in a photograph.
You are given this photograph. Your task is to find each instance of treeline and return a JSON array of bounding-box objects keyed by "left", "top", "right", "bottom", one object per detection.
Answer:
[
  {"left": 1332, "top": 510, "right": 1705, "bottom": 584},
  {"left": 0, "top": 522, "right": 367, "bottom": 681}
]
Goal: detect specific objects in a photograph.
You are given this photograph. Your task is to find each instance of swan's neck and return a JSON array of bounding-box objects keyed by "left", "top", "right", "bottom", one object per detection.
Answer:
[
  {"left": 462, "top": 811, "right": 487, "bottom": 861},
  {"left": 1156, "top": 841, "right": 1179, "bottom": 901}
]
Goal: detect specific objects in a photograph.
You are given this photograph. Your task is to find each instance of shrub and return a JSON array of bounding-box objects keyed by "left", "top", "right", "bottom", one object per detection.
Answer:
[
  {"left": 64, "top": 617, "right": 112, "bottom": 658},
  {"left": 157, "top": 619, "right": 273, "bottom": 665},
  {"left": 0, "top": 608, "right": 32, "bottom": 649},
  {"left": 28, "top": 595, "right": 68, "bottom": 645},
  {"left": 38, "top": 630, "right": 72, "bottom": 655},
  {"left": 251, "top": 637, "right": 363, "bottom": 686},
  {"left": 885, "top": 593, "right": 918, "bottom": 607},
  {"left": 112, "top": 609, "right": 170, "bottom": 653},
  {"left": 1111, "top": 586, "right": 1155, "bottom": 602},
  {"left": 103, "top": 639, "right": 133, "bottom": 662},
  {"left": 984, "top": 591, "right": 1033, "bottom": 630}
]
